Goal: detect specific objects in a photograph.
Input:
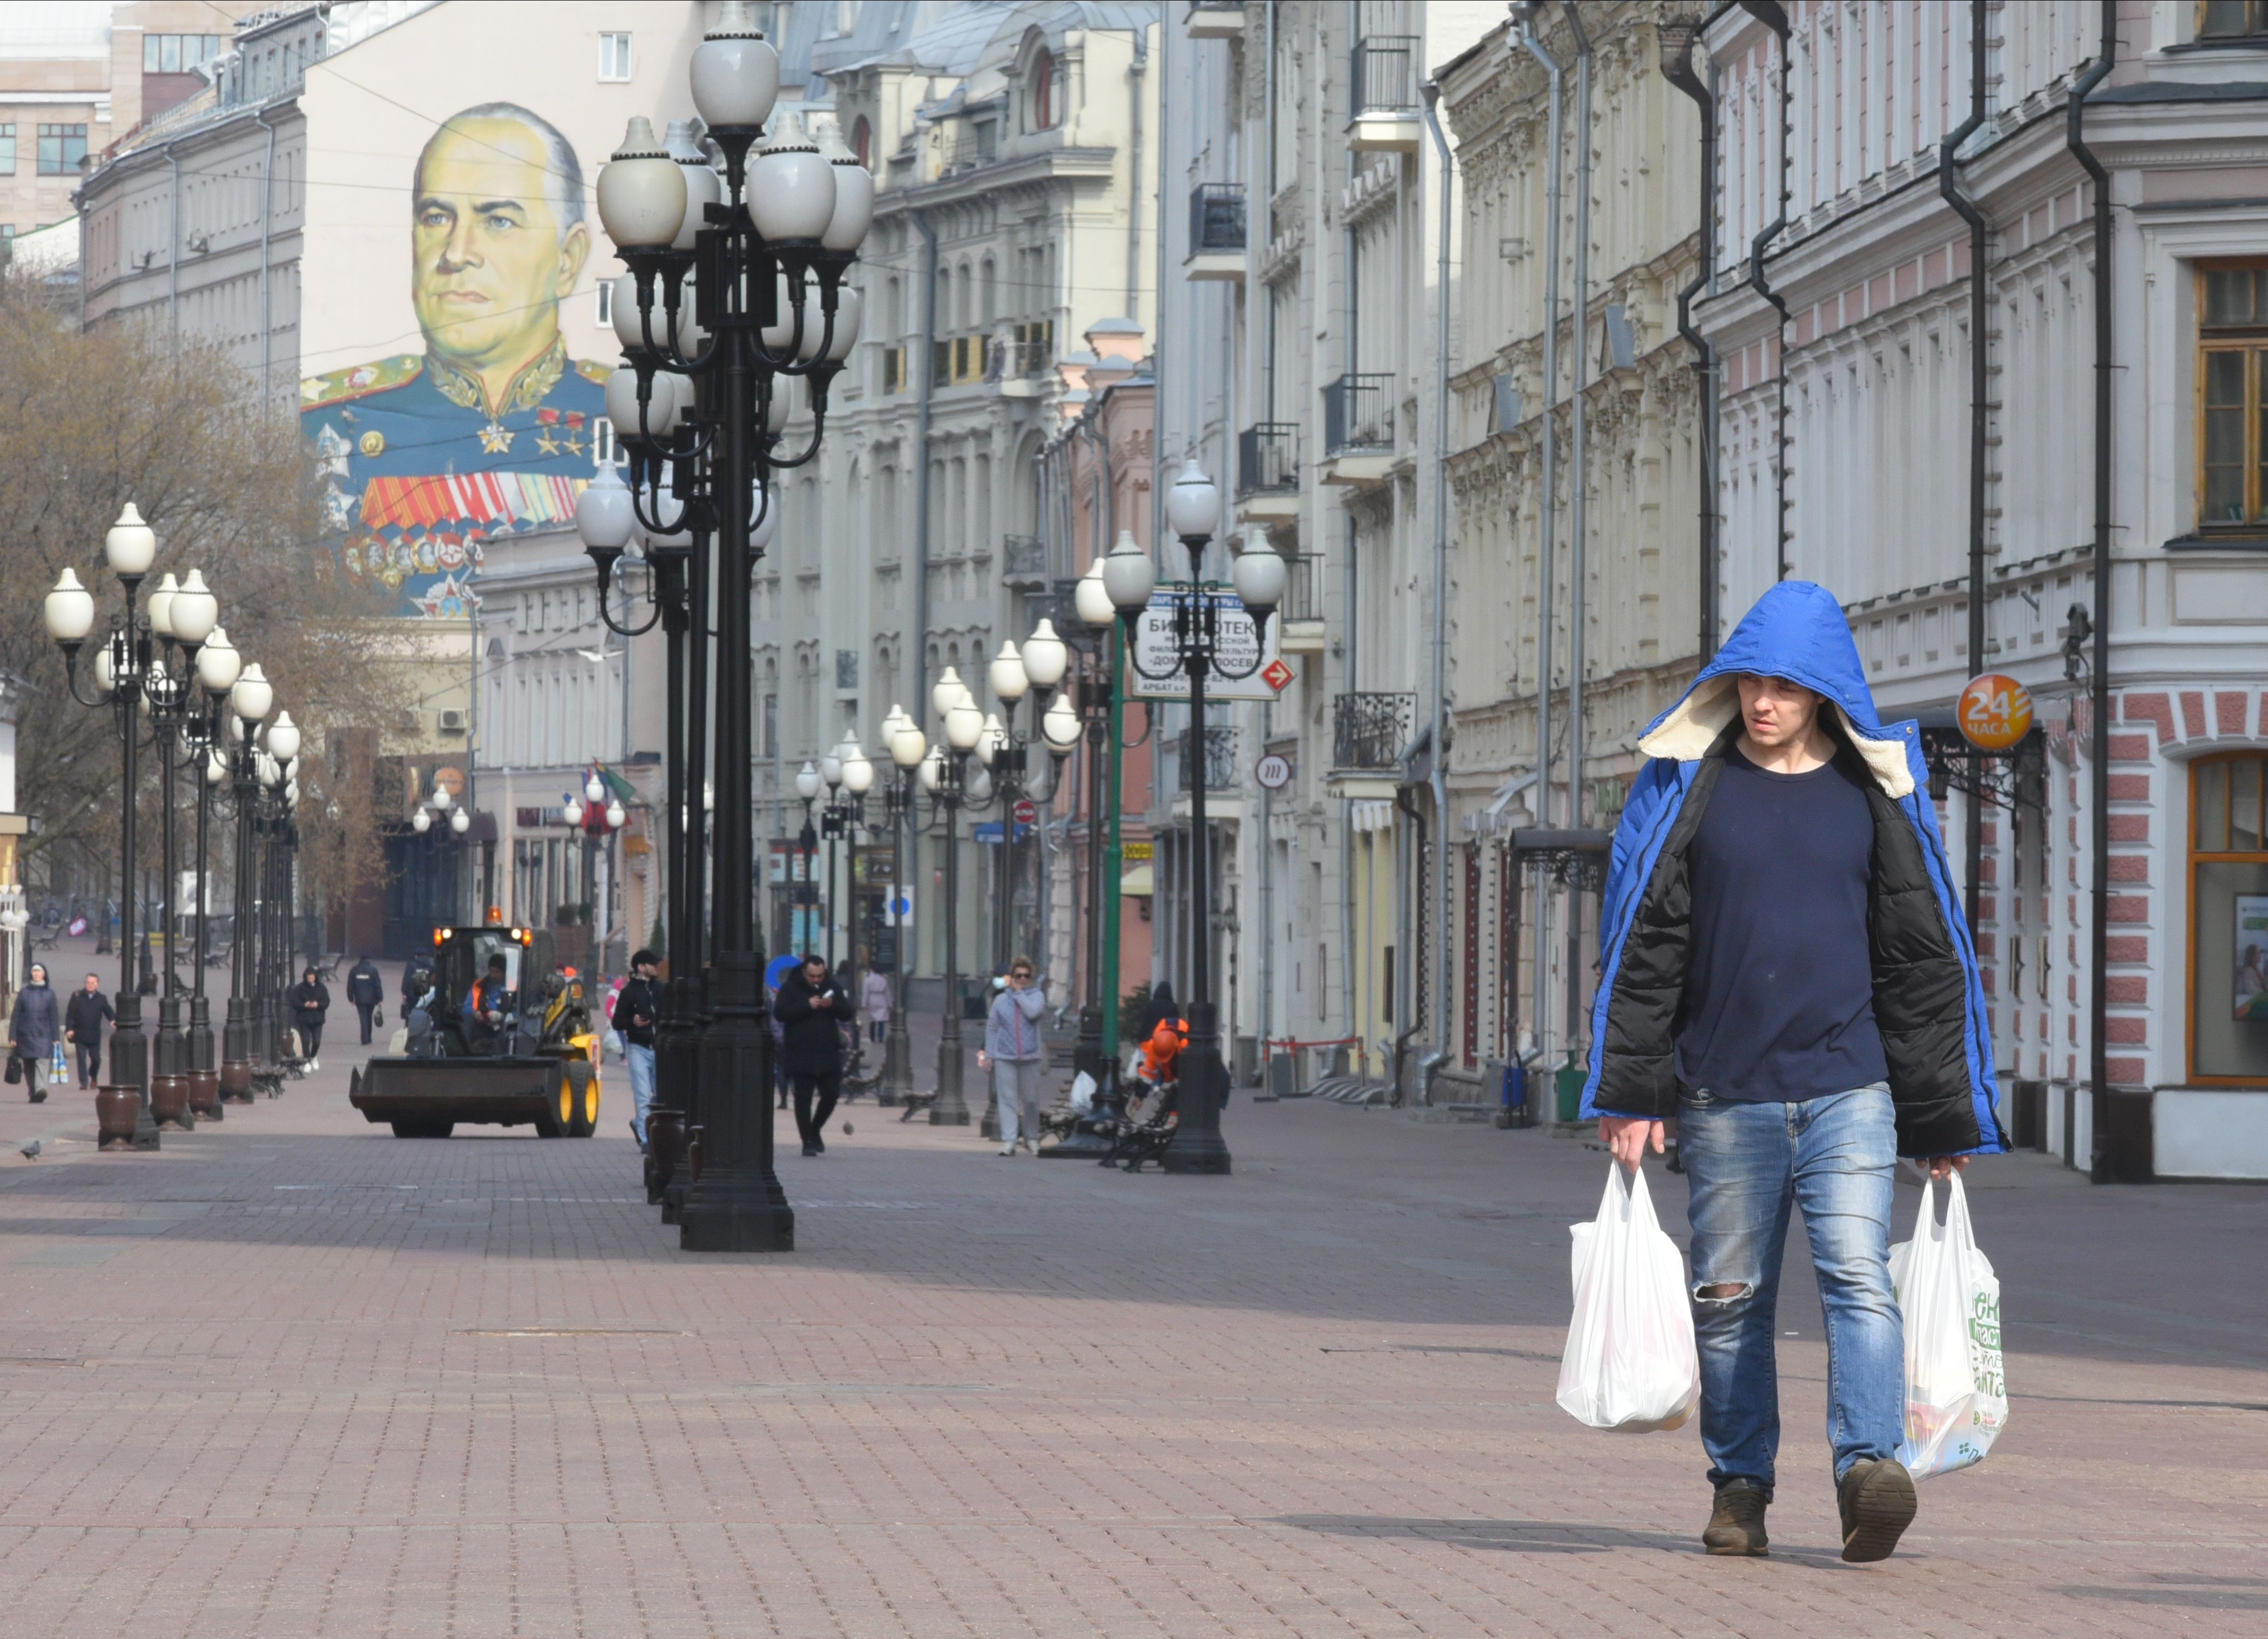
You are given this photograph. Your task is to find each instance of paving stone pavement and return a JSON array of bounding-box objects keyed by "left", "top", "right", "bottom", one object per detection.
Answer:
[{"left": 0, "top": 1038, "right": 2262, "bottom": 1638}]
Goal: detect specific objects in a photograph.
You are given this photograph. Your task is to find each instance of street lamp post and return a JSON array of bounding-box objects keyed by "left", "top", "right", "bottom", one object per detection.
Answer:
[
  {"left": 219, "top": 663, "right": 273, "bottom": 1102},
  {"left": 145, "top": 569, "right": 220, "bottom": 1129},
  {"left": 879, "top": 710, "right": 925, "bottom": 1103},
  {"left": 185, "top": 620, "right": 241, "bottom": 1120},
  {"left": 794, "top": 759, "right": 821, "bottom": 958},
  {"left": 925, "top": 675, "right": 986, "bottom": 1123},
  {"left": 45, "top": 507, "right": 164, "bottom": 1149},
  {"left": 1107, "top": 463, "right": 1285, "bottom": 1175}
]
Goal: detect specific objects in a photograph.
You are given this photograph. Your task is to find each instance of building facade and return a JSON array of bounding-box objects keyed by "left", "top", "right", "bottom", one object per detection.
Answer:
[{"left": 1696, "top": 0, "right": 2268, "bottom": 1180}]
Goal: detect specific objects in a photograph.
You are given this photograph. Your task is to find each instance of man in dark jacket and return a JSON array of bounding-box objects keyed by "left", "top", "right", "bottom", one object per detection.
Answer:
[
  {"left": 64, "top": 973, "right": 113, "bottom": 1089},
  {"left": 346, "top": 954, "right": 384, "bottom": 1045},
  {"left": 288, "top": 967, "right": 331, "bottom": 1068},
  {"left": 9, "top": 963, "right": 62, "bottom": 1103},
  {"left": 1585, "top": 583, "right": 2005, "bottom": 1566},
  {"left": 773, "top": 952, "right": 854, "bottom": 1156},
  {"left": 616, "top": 949, "right": 661, "bottom": 1151}
]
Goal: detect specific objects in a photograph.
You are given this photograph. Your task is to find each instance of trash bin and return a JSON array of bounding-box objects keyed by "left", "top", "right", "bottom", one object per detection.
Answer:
[{"left": 1554, "top": 1051, "right": 1586, "bottom": 1124}]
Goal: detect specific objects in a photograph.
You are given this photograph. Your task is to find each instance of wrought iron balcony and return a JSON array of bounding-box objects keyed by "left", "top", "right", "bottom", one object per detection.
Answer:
[
  {"left": 1238, "top": 422, "right": 1299, "bottom": 494},
  {"left": 1001, "top": 533, "right": 1047, "bottom": 589},
  {"left": 1353, "top": 35, "right": 1420, "bottom": 114},
  {"left": 1176, "top": 726, "right": 1239, "bottom": 793},
  {"left": 1333, "top": 691, "right": 1413, "bottom": 772},
  {"left": 1323, "top": 374, "right": 1394, "bottom": 456},
  {"left": 1189, "top": 183, "right": 1246, "bottom": 253}
]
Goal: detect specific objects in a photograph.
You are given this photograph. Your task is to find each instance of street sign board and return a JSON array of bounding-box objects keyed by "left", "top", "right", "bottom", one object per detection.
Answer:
[
  {"left": 1254, "top": 753, "right": 1293, "bottom": 791},
  {"left": 1126, "top": 584, "right": 1292, "bottom": 702},
  {"left": 1956, "top": 672, "right": 2034, "bottom": 751},
  {"left": 1011, "top": 797, "right": 1038, "bottom": 825},
  {"left": 886, "top": 884, "right": 914, "bottom": 925},
  {"left": 973, "top": 821, "right": 1033, "bottom": 844}
]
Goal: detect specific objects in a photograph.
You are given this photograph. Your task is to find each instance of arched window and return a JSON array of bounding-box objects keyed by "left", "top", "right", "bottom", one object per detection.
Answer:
[
  {"left": 851, "top": 115, "right": 872, "bottom": 168},
  {"left": 1031, "top": 48, "right": 1058, "bottom": 131}
]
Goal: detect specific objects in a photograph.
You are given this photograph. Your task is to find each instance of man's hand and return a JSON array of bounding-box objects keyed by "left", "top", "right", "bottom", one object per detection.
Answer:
[
  {"left": 1925, "top": 1155, "right": 1969, "bottom": 1180},
  {"left": 1599, "top": 1115, "right": 1665, "bottom": 1170}
]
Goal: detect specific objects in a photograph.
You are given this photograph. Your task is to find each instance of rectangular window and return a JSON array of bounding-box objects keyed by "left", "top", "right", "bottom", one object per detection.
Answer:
[
  {"left": 162, "top": 33, "right": 181, "bottom": 72},
  {"left": 593, "top": 417, "right": 618, "bottom": 469},
  {"left": 2196, "top": 262, "right": 2268, "bottom": 529},
  {"left": 595, "top": 279, "right": 613, "bottom": 327},
  {"left": 2199, "top": 1, "right": 2268, "bottom": 40},
  {"left": 2194, "top": 754, "right": 2268, "bottom": 1081},
  {"left": 883, "top": 344, "right": 904, "bottom": 395},
  {"left": 36, "top": 124, "right": 87, "bottom": 176},
  {"left": 0, "top": 125, "right": 14, "bottom": 175},
  {"left": 599, "top": 32, "right": 633, "bottom": 81}
]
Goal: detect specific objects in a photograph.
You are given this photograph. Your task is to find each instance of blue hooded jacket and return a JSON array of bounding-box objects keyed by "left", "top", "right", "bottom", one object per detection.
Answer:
[{"left": 1581, "top": 582, "right": 2006, "bottom": 1156}]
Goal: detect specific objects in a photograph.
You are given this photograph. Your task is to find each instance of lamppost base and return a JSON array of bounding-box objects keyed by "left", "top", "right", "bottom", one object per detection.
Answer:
[
  {"left": 188, "top": 1071, "right": 223, "bottom": 1121},
  {"left": 219, "top": 1059, "right": 255, "bottom": 1102},
  {"left": 1159, "top": 1127, "right": 1233, "bottom": 1174},
  {"left": 150, "top": 1074, "right": 194, "bottom": 1131},
  {"left": 678, "top": 1170, "right": 795, "bottom": 1251}
]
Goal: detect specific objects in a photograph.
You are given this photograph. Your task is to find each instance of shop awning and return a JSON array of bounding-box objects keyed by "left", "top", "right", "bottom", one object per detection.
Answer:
[{"left": 1119, "top": 864, "right": 1155, "bottom": 897}]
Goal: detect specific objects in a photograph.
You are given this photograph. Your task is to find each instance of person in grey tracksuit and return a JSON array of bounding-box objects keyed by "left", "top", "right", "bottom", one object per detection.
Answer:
[{"left": 978, "top": 956, "right": 1047, "bottom": 1154}]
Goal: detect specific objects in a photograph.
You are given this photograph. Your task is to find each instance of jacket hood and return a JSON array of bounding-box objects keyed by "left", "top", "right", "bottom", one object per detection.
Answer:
[{"left": 1637, "top": 580, "right": 1915, "bottom": 798}]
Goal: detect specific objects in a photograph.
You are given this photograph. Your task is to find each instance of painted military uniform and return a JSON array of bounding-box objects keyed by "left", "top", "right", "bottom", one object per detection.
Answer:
[{"left": 302, "top": 340, "right": 611, "bottom": 617}]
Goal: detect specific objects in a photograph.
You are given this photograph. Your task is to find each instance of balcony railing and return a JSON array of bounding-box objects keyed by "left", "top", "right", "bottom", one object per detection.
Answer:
[
  {"left": 1176, "top": 726, "right": 1239, "bottom": 793},
  {"left": 1189, "top": 182, "right": 1246, "bottom": 253},
  {"left": 1353, "top": 35, "right": 1420, "bottom": 115},
  {"left": 1238, "top": 422, "right": 1299, "bottom": 493},
  {"left": 1334, "top": 691, "right": 1413, "bottom": 771},
  {"left": 1281, "top": 553, "right": 1325, "bottom": 626},
  {"left": 1001, "top": 534, "right": 1047, "bottom": 588},
  {"left": 1323, "top": 373, "right": 1394, "bottom": 455}
]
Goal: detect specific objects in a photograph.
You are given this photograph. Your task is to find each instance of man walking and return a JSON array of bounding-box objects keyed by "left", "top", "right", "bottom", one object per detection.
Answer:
[
  {"left": 1583, "top": 581, "right": 2005, "bottom": 1564},
  {"left": 617, "top": 949, "right": 660, "bottom": 1152},
  {"left": 978, "top": 956, "right": 1047, "bottom": 1155},
  {"left": 773, "top": 952, "right": 854, "bottom": 1156},
  {"left": 346, "top": 953, "right": 384, "bottom": 1045},
  {"left": 64, "top": 973, "right": 112, "bottom": 1089}
]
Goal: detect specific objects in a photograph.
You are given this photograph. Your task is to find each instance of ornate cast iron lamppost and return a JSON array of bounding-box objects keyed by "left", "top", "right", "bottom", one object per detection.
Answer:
[
  {"left": 218, "top": 663, "right": 274, "bottom": 1101},
  {"left": 876, "top": 708, "right": 926, "bottom": 1104},
  {"left": 922, "top": 675, "right": 987, "bottom": 1125},
  {"left": 1104, "top": 463, "right": 1286, "bottom": 1175}
]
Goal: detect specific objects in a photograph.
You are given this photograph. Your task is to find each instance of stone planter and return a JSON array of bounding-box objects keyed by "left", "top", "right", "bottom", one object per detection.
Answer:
[{"left": 96, "top": 1085, "right": 142, "bottom": 1149}]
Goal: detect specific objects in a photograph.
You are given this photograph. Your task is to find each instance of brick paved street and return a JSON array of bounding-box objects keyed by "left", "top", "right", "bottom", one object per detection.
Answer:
[{"left": 0, "top": 1018, "right": 2263, "bottom": 1637}]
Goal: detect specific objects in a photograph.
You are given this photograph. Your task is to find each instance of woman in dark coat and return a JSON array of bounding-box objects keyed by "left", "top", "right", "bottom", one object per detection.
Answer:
[
  {"left": 772, "top": 952, "right": 855, "bottom": 1156},
  {"left": 9, "top": 963, "right": 62, "bottom": 1103},
  {"left": 287, "top": 967, "right": 331, "bottom": 1068}
]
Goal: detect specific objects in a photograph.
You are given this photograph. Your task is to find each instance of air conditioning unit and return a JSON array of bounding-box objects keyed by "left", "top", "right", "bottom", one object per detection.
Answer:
[{"left": 436, "top": 709, "right": 468, "bottom": 734}]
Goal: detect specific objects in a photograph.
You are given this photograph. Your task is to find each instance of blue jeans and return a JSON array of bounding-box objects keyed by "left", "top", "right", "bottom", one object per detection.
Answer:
[
  {"left": 626, "top": 1042, "right": 656, "bottom": 1144},
  {"left": 1678, "top": 1082, "right": 1902, "bottom": 1495}
]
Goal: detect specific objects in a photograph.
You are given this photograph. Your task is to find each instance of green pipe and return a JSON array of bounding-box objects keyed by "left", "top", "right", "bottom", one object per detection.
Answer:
[{"left": 1101, "top": 621, "right": 1126, "bottom": 1060}]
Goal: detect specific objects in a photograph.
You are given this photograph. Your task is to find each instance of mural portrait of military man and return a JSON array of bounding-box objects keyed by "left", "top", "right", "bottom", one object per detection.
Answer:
[{"left": 302, "top": 101, "right": 611, "bottom": 616}]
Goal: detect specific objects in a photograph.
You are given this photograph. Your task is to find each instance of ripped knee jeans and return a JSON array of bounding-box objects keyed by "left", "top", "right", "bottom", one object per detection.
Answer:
[{"left": 1678, "top": 1083, "right": 1902, "bottom": 1495}]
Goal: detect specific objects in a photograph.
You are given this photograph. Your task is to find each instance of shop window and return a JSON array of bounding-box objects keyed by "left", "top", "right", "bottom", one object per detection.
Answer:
[
  {"left": 2199, "top": 2, "right": 2268, "bottom": 40},
  {"left": 2197, "top": 261, "right": 2268, "bottom": 528},
  {"left": 2191, "top": 752, "right": 2268, "bottom": 1081}
]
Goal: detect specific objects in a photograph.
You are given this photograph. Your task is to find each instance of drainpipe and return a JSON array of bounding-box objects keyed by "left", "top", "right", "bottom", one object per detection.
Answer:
[
  {"left": 1515, "top": 6, "right": 1563, "bottom": 1068},
  {"left": 1561, "top": 2, "right": 1595, "bottom": 1078},
  {"left": 1739, "top": 1, "right": 1791, "bottom": 581},
  {"left": 1421, "top": 79, "right": 1456, "bottom": 1091},
  {"left": 1126, "top": 24, "right": 1148, "bottom": 317},
  {"left": 1940, "top": 1, "right": 1992, "bottom": 942},
  {"left": 1394, "top": 784, "right": 1430, "bottom": 1103},
  {"left": 912, "top": 209, "right": 938, "bottom": 720},
  {"left": 1660, "top": 14, "right": 1719, "bottom": 659},
  {"left": 253, "top": 107, "right": 278, "bottom": 410},
  {"left": 166, "top": 140, "right": 182, "bottom": 345},
  {"left": 2065, "top": 0, "right": 2115, "bottom": 1181}
]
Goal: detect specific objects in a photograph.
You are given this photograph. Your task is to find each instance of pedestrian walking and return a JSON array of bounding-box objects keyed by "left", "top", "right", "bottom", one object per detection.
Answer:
[
  {"left": 978, "top": 955, "right": 1047, "bottom": 1155},
  {"left": 1583, "top": 581, "right": 2005, "bottom": 1564},
  {"left": 860, "top": 964, "right": 892, "bottom": 1047},
  {"left": 401, "top": 959, "right": 430, "bottom": 1019},
  {"left": 346, "top": 953, "right": 384, "bottom": 1045},
  {"left": 288, "top": 966, "right": 332, "bottom": 1068},
  {"left": 64, "top": 972, "right": 113, "bottom": 1088},
  {"left": 8, "top": 963, "right": 62, "bottom": 1104},
  {"left": 617, "top": 949, "right": 660, "bottom": 1152},
  {"left": 773, "top": 952, "right": 854, "bottom": 1156}
]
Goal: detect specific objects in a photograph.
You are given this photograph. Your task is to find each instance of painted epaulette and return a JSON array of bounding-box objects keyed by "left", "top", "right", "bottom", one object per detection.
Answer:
[
  {"left": 301, "top": 354, "right": 424, "bottom": 411},
  {"left": 575, "top": 357, "right": 614, "bottom": 384}
]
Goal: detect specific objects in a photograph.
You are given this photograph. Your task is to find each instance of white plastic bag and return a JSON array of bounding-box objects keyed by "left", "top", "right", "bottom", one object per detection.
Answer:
[
  {"left": 1889, "top": 1171, "right": 2007, "bottom": 1479},
  {"left": 1557, "top": 1163, "right": 1700, "bottom": 1432},
  {"left": 1068, "top": 1071, "right": 1096, "bottom": 1112}
]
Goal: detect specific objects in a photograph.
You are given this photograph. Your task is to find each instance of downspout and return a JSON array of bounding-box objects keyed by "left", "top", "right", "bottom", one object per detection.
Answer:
[
  {"left": 1739, "top": 1, "right": 1791, "bottom": 581},
  {"left": 1421, "top": 79, "right": 1456, "bottom": 1093},
  {"left": 253, "top": 107, "right": 278, "bottom": 410},
  {"left": 1126, "top": 25, "right": 1148, "bottom": 317},
  {"left": 1393, "top": 784, "right": 1427, "bottom": 1102},
  {"left": 166, "top": 140, "right": 182, "bottom": 346},
  {"left": 2065, "top": 0, "right": 2115, "bottom": 1181},
  {"left": 1515, "top": 9, "right": 1563, "bottom": 1065},
  {"left": 1660, "top": 15, "right": 1719, "bottom": 659},
  {"left": 1561, "top": 2, "right": 1595, "bottom": 1080},
  {"left": 913, "top": 207, "right": 939, "bottom": 981},
  {"left": 1940, "top": 0, "right": 1991, "bottom": 942}
]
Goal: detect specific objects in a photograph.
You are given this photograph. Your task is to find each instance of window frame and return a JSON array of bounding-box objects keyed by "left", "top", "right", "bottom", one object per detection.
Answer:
[
  {"left": 2193, "top": 259, "right": 2268, "bottom": 531},
  {"left": 2188, "top": 750, "right": 2268, "bottom": 1085},
  {"left": 1030, "top": 48, "right": 1058, "bottom": 132},
  {"left": 0, "top": 124, "right": 15, "bottom": 177},
  {"left": 35, "top": 123, "right": 87, "bottom": 177},
  {"left": 598, "top": 31, "right": 633, "bottom": 83},
  {"left": 2197, "top": 1, "right": 2268, "bottom": 43}
]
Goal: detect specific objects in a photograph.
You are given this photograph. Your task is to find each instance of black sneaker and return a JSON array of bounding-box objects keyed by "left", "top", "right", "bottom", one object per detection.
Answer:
[
  {"left": 801, "top": 1141, "right": 819, "bottom": 1156},
  {"left": 1702, "top": 1480, "right": 1769, "bottom": 1557},
  {"left": 1837, "top": 1458, "right": 1917, "bottom": 1563}
]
